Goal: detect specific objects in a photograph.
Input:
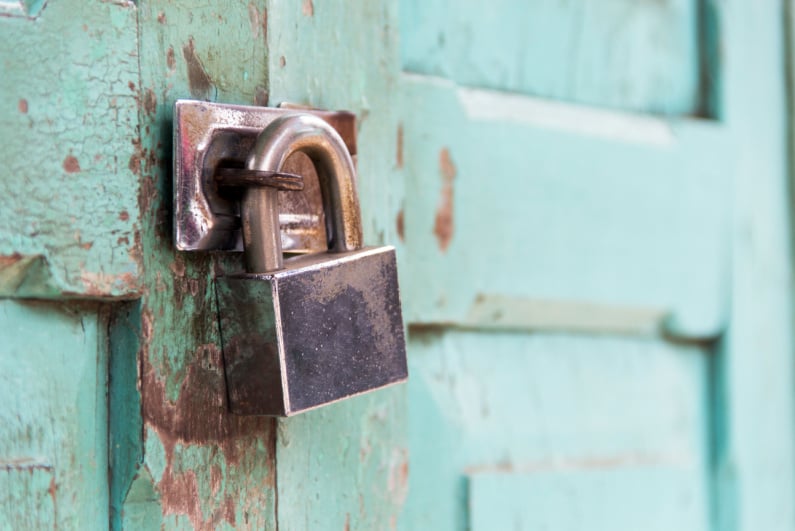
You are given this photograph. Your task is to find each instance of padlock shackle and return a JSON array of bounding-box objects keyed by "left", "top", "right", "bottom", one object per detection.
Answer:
[{"left": 241, "top": 113, "right": 364, "bottom": 273}]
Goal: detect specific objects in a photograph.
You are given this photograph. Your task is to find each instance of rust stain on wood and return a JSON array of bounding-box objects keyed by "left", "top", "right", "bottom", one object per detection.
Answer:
[
  {"left": 396, "top": 123, "right": 403, "bottom": 168},
  {"left": 396, "top": 209, "right": 404, "bottom": 242},
  {"left": 166, "top": 46, "right": 176, "bottom": 71},
  {"left": 143, "top": 88, "right": 157, "bottom": 116},
  {"left": 261, "top": 7, "right": 268, "bottom": 45},
  {"left": 182, "top": 37, "right": 215, "bottom": 100},
  {"left": 63, "top": 155, "right": 81, "bottom": 173},
  {"left": 140, "top": 337, "right": 275, "bottom": 527},
  {"left": 302, "top": 0, "right": 314, "bottom": 17},
  {"left": 247, "top": 2, "right": 261, "bottom": 39},
  {"left": 434, "top": 147, "right": 456, "bottom": 252}
]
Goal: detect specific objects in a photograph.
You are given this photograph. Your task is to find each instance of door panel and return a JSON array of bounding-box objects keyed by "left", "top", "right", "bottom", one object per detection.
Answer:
[
  {"left": 0, "top": 0, "right": 141, "bottom": 298},
  {"left": 0, "top": 301, "right": 108, "bottom": 529},
  {"left": 1, "top": 1, "right": 794, "bottom": 530},
  {"left": 397, "top": 1, "right": 794, "bottom": 531},
  {"left": 400, "top": 76, "right": 730, "bottom": 337},
  {"left": 401, "top": 0, "right": 705, "bottom": 115},
  {"left": 403, "top": 331, "right": 710, "bottom": 530}
]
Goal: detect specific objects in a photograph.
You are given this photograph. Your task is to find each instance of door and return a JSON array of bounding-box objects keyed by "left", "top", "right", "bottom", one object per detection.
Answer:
[
  {"left": 1, "top": 1, "right": 794, "bottom": 530},
  {"left": 396, "top": 1, "right": 795, "bottom": 530}
]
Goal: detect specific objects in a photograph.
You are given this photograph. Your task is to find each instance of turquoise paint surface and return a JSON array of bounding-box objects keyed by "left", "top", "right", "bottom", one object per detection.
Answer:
[
  {"left": 399, "top": 73, "right": 731, "bottom": 338},
  {"left": 0, "top": 1, "right": 793, "bottom": 530},
  {"left": 0, "top": 301, "right": 108, "bottom": 528},
  {"left": 0, "top": 0, "right": 141, "bottom": 297},
  {"left": 400, "top": 330, "right": 711, "bottom": 530},
  {"left": 268, "top": 2, "right": 409, "bottom": 528},
  {"left": 401, "top": 0, "right": 704, "bottom": 116}
]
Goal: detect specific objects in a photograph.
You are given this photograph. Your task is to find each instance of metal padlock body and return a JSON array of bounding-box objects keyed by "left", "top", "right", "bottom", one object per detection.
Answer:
[{"left": 217, "top": 246, "right": 407, "bottom": 416}]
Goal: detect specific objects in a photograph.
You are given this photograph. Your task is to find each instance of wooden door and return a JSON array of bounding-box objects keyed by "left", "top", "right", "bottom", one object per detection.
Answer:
[
  {"left": 1, "top": 1, "right": 405, "bottom": 528},
  {"left": 396, "top": 1, "right": 795, "bottom": 530},
  {"left": 1, "top": 1, "right": 794, "bottom": 530}
]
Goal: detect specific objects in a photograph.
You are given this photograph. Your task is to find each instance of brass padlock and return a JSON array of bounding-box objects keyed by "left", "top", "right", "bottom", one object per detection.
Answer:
[{"left": 214, "top": 113, "right": 408, "bottom": 416}]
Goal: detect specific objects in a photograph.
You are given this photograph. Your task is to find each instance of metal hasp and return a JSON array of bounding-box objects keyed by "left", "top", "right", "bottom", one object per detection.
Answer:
[
  {"left": 173, "top": 100, "right": 357, "bottom": 253},
  {"left": 174, "top": 100, "right": 408, "bottom": 417}
]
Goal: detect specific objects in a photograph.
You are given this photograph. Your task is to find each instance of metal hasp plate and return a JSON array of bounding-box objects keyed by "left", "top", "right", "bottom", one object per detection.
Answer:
[
  {"left": 173, "top": 100, "right": 357, "bottom": 252},
  {"left": 217, "top": 247, "right": 407, "bottom": 416}
]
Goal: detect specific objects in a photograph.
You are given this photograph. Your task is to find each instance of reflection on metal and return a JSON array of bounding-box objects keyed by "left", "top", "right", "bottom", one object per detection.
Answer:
[
  {"left": 217, "top": 247, "right": 407, "bottom": 416},
  {"left": 173, "top": 100, "right": 357, "bottom": 253},
  {"left": 241, "top": 113, "right": 363, "bottom": 273}
]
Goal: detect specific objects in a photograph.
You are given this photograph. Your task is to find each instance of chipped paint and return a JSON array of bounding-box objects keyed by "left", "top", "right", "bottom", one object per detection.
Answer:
[
  {"left": 62, "top": 155, "right": 81, "bottom": 173},
  {"left": 166, "top": 47, "right": 176, "bottom": 71},
  {"left": 182, "top": 38, "right": 216, "bottom": 100},
  {"left": 301, "top": 0, "right": 314, "bottom": 17},
  {"left": 143, "top": 89, "right": 157, "bottom": 116},
  {"left": 396, "top": 123, "right": 403, "bottom": 168},
  {"left": 247, "top": 2, "right": 261, "bottom": 39},
  {"left": 433, "top": 147, "right": 455, "bottom": 252},
  {"left": 396, "top": 209, "right": 405, "bottom": 242}
]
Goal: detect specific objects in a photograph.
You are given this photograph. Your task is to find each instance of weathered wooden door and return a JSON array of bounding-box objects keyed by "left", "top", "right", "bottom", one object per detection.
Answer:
[
  {"left": 2, "top": 0, "right": 407, "bottom": 528},
  {"left": 396, "top": 1, "right": 795, "bottom": 530},
  {"left": 1, "top": 1, "right": 794, "bottom": 530}
]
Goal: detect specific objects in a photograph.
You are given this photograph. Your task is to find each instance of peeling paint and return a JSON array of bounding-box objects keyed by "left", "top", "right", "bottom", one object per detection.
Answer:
[
  {"left": 433, "top": 147, "right": 455, "bottom": 251},
  {"left": 247, "top": 3, "right": 261, "bottom": 39},
  {"left": 396, "top": 209, "right": 405, "bottom": 242},
  {"left": 166, "top": 47, "right": 176, "bottom": 71},
  {"left": 396, "top": 123, "right": 403, "bottom": 168},
  {"left": 143, "top": 88, "right": 157, "bottom": 116},
  {"left": 182, "top": 38, "right": 216, "bottom": 100},
  {"left": 62, "top": 155, "right": 81, "bottom": 174}
]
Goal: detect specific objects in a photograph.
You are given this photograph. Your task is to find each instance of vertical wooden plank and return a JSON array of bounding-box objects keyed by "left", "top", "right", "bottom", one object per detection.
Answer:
[
  {"left": 266, "top": 1, "right": 409, "bottom": 528},
  {"left": 0, "top": 301, "right": 108, "bottom": 528},
  {"left": 713, "top": 1, "right": 795, "bottom": 529},
  {"left": 108, "top": 1, "right": 279, "bottom": 528}
]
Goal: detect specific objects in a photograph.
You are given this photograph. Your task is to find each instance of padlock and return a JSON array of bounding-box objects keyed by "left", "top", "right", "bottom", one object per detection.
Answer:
[{"left": 215, "top": 113, "right": 408, "bottom": 416}]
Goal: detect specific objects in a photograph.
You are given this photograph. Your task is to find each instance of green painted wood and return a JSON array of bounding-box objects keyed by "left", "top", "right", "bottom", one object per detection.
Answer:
[
  {"left": 399, "top": 76, "right": 731, "bottom": 338},
  {"left": 0, "top": 300, "right": 108, "bottom": 528},
  {"left": 2, "top": 1, "right": 794, "bottom": 530},
  {"left": 398, "top": 1, "right": 795, "bottom": 530},
  {"left": 0, "top": 466, "right": 56, "bottom": 531},
  {"left": 400, "top": 330, "right": 711, "bottom": 530},
  {"left": 267, "top": 1, "right": 409, "bottom": 528},
  {"left": 710, "top": 2, "right": 795, "bottom": 529},
  {"left": 0, "top": 0, "right": 141, "bottom": 297},
  {"left": 468, "top": 467, "right": 709, "bottom": 531},
  {"left": 401, "top": 0, "right": 705, "bottom": 116},
  {"left": 109, "top": 0, "right": 279, "bottom": 528}
]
